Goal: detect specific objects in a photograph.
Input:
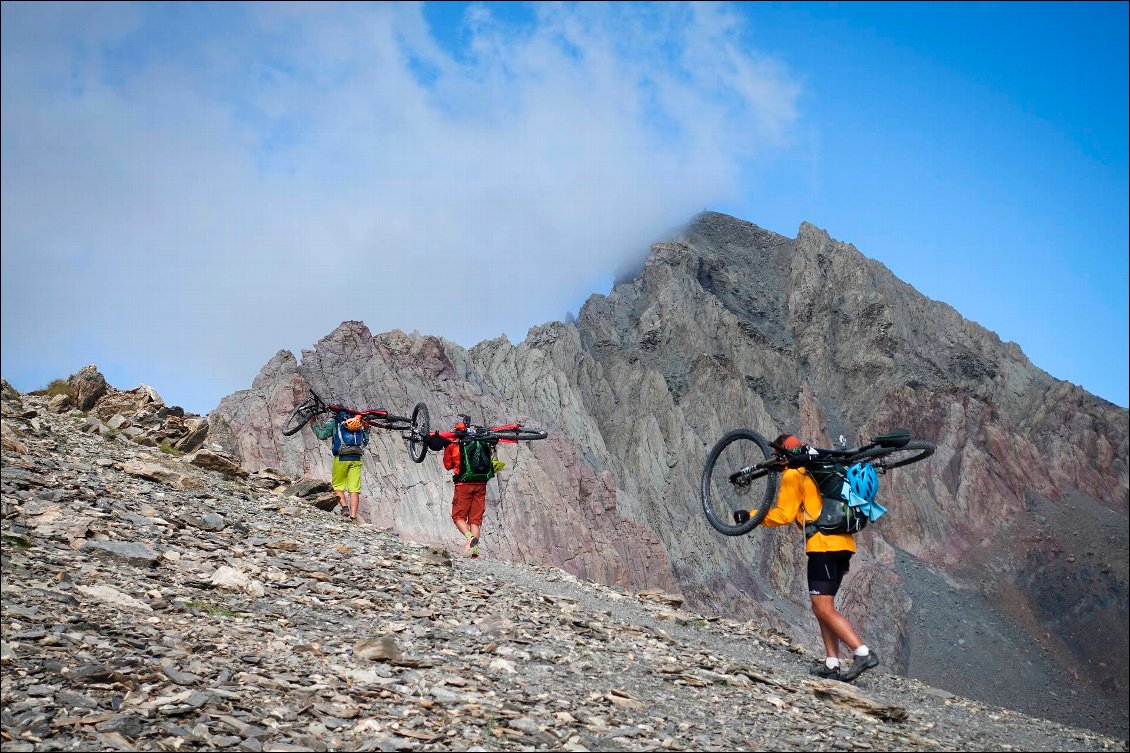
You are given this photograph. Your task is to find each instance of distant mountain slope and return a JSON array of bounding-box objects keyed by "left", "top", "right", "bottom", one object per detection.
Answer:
[{"left": 211, "top": 211, "right": 1128, "bottom": 734}]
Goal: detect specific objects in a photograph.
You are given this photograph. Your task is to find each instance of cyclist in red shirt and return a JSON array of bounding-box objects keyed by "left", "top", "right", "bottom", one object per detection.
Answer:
[{"left": 443, "top": 421, "right": 489, "bottom": 558}]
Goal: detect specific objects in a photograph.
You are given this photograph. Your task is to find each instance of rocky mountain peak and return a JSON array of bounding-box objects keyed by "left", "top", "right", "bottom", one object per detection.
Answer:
[{"left": 252, "top": 350, "right": 300, "bottom": 390}]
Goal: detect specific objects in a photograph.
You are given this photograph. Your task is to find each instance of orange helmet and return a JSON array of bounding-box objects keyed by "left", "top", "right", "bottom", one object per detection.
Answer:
[
  {"left": 454, "top": 421, "right": 466, "bottom": 431},
  {"left": 776, "top": 434, "right": 803, "bottom": 452},
  {"left": 344, "top": 414, "right": 365, "bottom": 432}
]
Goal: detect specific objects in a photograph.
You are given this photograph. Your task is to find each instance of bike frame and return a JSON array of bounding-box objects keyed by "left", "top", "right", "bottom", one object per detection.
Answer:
[
  {"left": 304, "top": 391, "right": 410, "bottom": 428},
  {"left": 768, "top": 439, "right": 875, "bottom": 461},
  {"left": 749, "top": 433, "right": 923, "bottom": 480},
  {"left": 431, "top": 424, "right": 524, "bottom": 444}
]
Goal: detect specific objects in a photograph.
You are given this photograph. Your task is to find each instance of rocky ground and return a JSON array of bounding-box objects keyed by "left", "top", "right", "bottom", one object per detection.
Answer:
[
  {"left": 2, "top": 394, "right": 1127, "bottom": 752},
  {"left": 894, "top": 547, "right": 1128, "bottom": 738}
]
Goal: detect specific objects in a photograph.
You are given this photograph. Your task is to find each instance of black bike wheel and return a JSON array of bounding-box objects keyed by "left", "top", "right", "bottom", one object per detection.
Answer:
[
  {"left": 281, "top": 402, "right": 317, "bottom": 436},
  {"left": 407, "top": 402, "right": 430, "bottom": 463},
  {"left": 493, "top": 428, "right": 548, "bottom": 442},
  {"left": 848, "top": 440, "right": 935, "bottom": 472},
  {"left": 701, "top": 429, "right": 780, "bottom": 536}
]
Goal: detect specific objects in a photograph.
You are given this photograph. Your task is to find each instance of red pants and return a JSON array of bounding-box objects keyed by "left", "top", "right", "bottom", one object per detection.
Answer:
[{"left": 451, "top": 482, "right": 487, "bottom": 527}]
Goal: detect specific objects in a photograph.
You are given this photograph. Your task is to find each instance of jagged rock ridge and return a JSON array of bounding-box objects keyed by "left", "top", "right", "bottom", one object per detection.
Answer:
[{"left": 209, "top": 212, "right": 1128, "bottom": 737}]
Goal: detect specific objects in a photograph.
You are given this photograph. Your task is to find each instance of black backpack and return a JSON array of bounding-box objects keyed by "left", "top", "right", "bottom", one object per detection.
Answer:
[
  {"left": 458, "top": 439, "right": 495, "bottom": 483},
  {"left": 804, "top": 464, "right": 868, "bottom": 538}
]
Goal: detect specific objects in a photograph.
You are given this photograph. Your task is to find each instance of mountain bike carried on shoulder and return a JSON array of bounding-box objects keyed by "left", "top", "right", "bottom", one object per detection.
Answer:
[
  {"left": 701, "top": 427, "right": 934, "bottom": 536},
  {"left": 416, "top": 415, "right": 548, "bottom": 460},
  {"left": 280, "top": 389, "right": 431, "bottom": 463}
]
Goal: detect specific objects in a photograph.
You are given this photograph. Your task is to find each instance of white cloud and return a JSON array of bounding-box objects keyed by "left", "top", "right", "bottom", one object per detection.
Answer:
[{"left": 1, "top": 1, "right": 800, "bottom": 412}]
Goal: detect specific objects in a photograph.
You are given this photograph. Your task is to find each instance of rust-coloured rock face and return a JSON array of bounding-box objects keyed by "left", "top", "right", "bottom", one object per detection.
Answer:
[
  {"left": 211, "top": 323, "right": 676, "bottom": 595},
  {"left": 211, "top": 211, "right": 1127, "bottom": 722}
]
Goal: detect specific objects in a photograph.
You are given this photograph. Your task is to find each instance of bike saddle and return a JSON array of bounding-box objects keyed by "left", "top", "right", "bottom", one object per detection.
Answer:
[{"left": 873, "top": 429, "right": 910, "bottom": 448}]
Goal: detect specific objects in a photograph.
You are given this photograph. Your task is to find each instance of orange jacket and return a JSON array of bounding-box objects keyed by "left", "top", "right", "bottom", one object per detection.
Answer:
[
  {"left": 442, "top": 442, "right": 460, "bottom": 473},
  {"left": 762, "top": 468, "right": 855, "bottom": 553}
]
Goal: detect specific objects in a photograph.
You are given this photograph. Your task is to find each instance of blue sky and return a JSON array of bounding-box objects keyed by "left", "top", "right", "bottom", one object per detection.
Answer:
[{"left": 2, "top": 2, "right": 1126, "bottom": 413}]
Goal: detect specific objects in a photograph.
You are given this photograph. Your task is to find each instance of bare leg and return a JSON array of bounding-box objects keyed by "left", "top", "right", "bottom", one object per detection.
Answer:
[
  {"left": 450, "top": 512, "right": 471, "bottom": 549},
  {"left": 348, "top": 491, "right": 360, "bottom": 518},
  {"left": 817, "top": 614, "right": 841, "bottom": 660},
  {"left": 335, "top": 490, "right": 347, "bottom": 514},
  {"left": 468, "top": 524, "right": 481, "bottom": 557},
  {"left": 810, "top": 595, "right": 863, "bottom": 652}
]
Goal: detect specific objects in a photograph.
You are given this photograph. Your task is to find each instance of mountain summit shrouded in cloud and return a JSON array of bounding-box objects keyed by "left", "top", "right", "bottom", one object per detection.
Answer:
[{"left": 0, "top": 2, "right": 799, "bottom": 413}]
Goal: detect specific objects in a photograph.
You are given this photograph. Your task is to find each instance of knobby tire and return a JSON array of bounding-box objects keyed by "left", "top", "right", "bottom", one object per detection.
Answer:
[
  {"left": 281, "top": 403, "right": 318, "bottom": 436},
  {"left": 493, "top": 428, "right": 548, "bottom": 442},
  {"left": 701, "top": 429, "right": 780, "bottom": 536},
  {"left": 407, "top": 402, "right": 430, "bottom": 463},
  {"left": 848, "top": 439, "right": 935, "bottom": 471}
]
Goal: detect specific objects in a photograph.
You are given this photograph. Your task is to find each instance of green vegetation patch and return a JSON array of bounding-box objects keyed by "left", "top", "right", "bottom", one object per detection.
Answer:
[{"left": 28, "top": 378, "right": 74, "bottom": 398}]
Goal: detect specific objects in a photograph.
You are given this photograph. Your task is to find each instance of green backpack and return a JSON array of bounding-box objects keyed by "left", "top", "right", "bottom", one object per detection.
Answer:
[{"left": 458, "top": 439, "right": 495, "bottom": 483}]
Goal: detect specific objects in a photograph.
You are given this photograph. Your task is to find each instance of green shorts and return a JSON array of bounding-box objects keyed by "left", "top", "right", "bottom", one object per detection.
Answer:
[{"left": 332, "top": 457, "right": 363, "bottom": 493}]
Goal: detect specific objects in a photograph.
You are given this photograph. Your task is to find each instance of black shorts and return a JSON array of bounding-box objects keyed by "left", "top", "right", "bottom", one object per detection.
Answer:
[{"left": 807, "top": 551, "right": 852, "bottom": 597}]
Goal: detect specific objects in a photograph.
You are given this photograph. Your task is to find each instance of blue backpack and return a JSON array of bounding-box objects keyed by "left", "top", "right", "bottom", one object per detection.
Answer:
[{"left": 333, "top": 418, "right": 368, "bottom": 459}]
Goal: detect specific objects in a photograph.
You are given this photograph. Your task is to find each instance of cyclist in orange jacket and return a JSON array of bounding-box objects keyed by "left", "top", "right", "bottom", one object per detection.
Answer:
[{"left": 737, "top": 433, "right": 879, "bottom": 681}]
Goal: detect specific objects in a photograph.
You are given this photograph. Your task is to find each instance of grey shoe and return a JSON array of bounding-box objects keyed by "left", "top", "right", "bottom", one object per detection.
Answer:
[
  {"left": 840, "top": 651, "right": 879, "bottom": 682},
  {"left": 810, "top": 663, "right": 842, "bottom": 680}
]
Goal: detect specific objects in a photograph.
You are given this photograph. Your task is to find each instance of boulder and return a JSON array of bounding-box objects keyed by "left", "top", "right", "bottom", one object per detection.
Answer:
[
  {"left": 83, "top": 416, "right": 111, "bottom": 434},
  {"left": 121, "top": 460, "right": 189, "bottom": 488},
  {"left": 175, "top": 420, "right": 209, "bottom": 453},
  {"left": 185, "top": 512, "right": 226, "bottom": 532},
  {"left": 137, "top": 384, "right": 164, "bottom": 404},
  {"left": 68, "top": 365, "right": 108, "bottom": 411},
  {"left": 306, "top": 491, "right": 340, "bottom": 512},
  {"left": 48, "top": 393, "right": 73, "bottom": 413},
  {"left": 1, "top": 421, "right": 28, "bottom": 454},
  {"left": 210, "top": 566, "right": 264, "bottom": 597},
  {"left": 75, "top": 585, "right": 152, "bottom": 612},
  {"left": 285, "top": 479, "right": 333, "bottom": 498},
  {"left": 185, "top": 448, "right": 247, "bottom": 478}
]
